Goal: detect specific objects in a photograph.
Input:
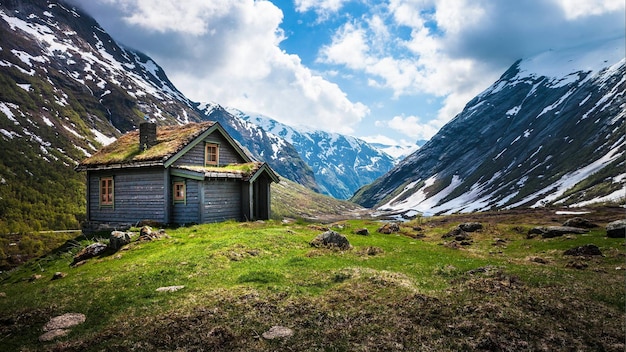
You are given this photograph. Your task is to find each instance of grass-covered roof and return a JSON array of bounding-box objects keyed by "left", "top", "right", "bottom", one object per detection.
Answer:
[{"left": 78, "top": 122, "right": 215, "bottom": 168}]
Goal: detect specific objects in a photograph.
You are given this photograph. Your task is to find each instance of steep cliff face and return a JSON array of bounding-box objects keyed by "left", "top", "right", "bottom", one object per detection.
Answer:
[{"left": 353, "top": 40, "right": 625, "bottom": 215}]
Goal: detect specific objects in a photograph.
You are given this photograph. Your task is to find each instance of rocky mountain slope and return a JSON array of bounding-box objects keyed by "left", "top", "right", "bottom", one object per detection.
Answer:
[
  {"left": 230, "top": 108, "right": 396, "bottom": 199},
  {"left": 352, "top": 39, "right": 625, "bottom": 216}
]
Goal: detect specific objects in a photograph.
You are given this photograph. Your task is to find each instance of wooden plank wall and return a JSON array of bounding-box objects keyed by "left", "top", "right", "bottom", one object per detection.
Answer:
[
  {"left": 88, "top": 168, "right": 166, "bottom": 224},
  {"left": 203, "top": 179, "right": 243, "bottom": 222},
  {"left": 174, "top": 131, "right": 246, "bottom": 167},
  {"left": 172, "top": 179, "right": 200, "bottom": 224}
]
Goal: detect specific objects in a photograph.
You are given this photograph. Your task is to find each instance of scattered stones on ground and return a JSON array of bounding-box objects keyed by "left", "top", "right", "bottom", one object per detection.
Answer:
[
  {"left": 262, "top": 325, "right": 293, "bottom": 340},
  {"left": 109, "top": 231, "right": 132, "bottom": 250},
  {"left": 71, "top": 242, "right": 107, "bottom": 266},
  {"left": 39, "top": 313, "right": 86, "bottom": 342},
  {"left": 606, "top": 219, "right": 626, "bottom": 238},
  {"left": 310, "top": 231, "right": 351, "bottom": 250},
  {"left": 459, "top": 222, "right": 483, "bottom": 232},
  {"left": 354, "top": 228, "right": 370, "bottom": 236},
  {"left": 138, "top": 226, "right": 169, "bottom": 241},
  {"left": 563, "top": 244, "right": 603, "bottom": 256},
  {"left": 527, "top": 226, "right": 588, "bottom": 238},
  {"left": 156, "top": 285, "right": 185, "bottom": 292},
  {"left": 442, "top": 227, "right": 471, "bottom": 241},
  {"left": 562, "top": 217, "right": 598, "bottom": 228},
  {"left": 377, "top": 222, "right": 400, "bottom": 234},
  {"left": 51, "top": 272, "right": 66, "bottom": 280}
]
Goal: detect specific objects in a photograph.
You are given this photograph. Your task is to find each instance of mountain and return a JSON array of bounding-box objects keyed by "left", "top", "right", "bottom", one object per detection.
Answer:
[
  {"left": 0, "top": 0, "right": 319, "bottom": 232},
  {"left": 229, "top": 108, "right": 397, "bottom": 199},
  {"left": 352, "top": 39, "right": 626, "bottom": 216},
  {"left": 196, "top": 103, "right": 318, "bottom": 191}
]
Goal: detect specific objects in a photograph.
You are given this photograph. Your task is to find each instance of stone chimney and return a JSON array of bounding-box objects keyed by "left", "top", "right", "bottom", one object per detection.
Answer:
[{"left": 139, "top": 122, "right": 157, "bottom": 151}]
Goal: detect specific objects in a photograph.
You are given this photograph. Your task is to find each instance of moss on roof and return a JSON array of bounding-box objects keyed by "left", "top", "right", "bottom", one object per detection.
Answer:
[{"left": 79, "top": 122, "right": 215, "bottom": 167}]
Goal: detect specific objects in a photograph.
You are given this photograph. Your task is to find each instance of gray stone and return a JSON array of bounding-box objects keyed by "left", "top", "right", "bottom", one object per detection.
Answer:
[
  {"left": 528, "top": 226, "right": 588, "bottom": 238},
  {"left": 562, "top": 217, "right": 598, "bottom": 228},
  {"left": 262, "top": 326, "right": 293, "bottom": 340},
  {"left": 310, "top": 231, "right": 351, "bottom": 250},
  {"left": 459, "top": 222, "right": 483, "bottom": 232},
  {"left": 43, "top": 313, "right": 86, "bottom": 331},
  {"left": 563, "top": 244, "right": 602, "bottom": 256},
  {"left": 442, "top": 227, "right": 470, "bottom": 241},
  {"left": 156, "top": 285, "right": 185, "bottom": 292},
  {"left": 109, "top": 231, "right": 132, "bottom": 250},
  {"left": 606, "top": 219, "right": 626, "bottom": 238},
  {"left": 72, "top": 242, "right": 107, "bottom": 266}
]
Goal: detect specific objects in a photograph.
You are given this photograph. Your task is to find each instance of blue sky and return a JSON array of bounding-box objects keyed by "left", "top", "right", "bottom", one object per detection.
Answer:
[{"left": 69, "top": 0, "right": 625, "bottom": 148}]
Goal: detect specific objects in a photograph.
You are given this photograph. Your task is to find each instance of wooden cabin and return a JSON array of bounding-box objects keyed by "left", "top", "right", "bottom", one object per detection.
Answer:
[{"left": 76, "top": 121, "right": 279, "bottom": 227}]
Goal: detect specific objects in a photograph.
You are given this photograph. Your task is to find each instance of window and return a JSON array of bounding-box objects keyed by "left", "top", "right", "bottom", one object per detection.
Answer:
[
  {"left": 205, "top": 143, "right": 219, "bottom": 166},
  {"left": 100, "top": 177, "right": 114, "bottom": 206},
  {"left": 173, "top": 181, "right": 186, "bottom": 203}
]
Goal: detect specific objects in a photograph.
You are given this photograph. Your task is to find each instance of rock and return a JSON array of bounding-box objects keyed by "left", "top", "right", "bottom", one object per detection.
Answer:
[
  {"left": 562, "top": 217, "right": 598, "bottom": 228},
  {"left": 563, "top": 244, "right": 602, "bottom": 256},
  {"left": 358, "top": 246, "right": 384, "bottom": 256},
  {"left": 262, "top": 325, "right": 293, "bottom": 340},
  {"left": 39, "top": 328, "right": 71, "bottom": 342},
  {"left": 109, "top": 231, "right": 132, "bottom": 250},
  {"left": 377, "top": 223, "right": 400, "bottom": 234},
  {"left": 528, "top": 226, "right": 588, "bottom": 238},
  {"left": 459, "top": 222, "right": 483, "bottom": 232},
  {"left": 606, "top": 219, "right": 626, "bottom": 238},
  {"left": 71, "top": 242, "right": 108, "bottom": 266},
  {"left": 44, "top": 313, "right": 86, "bottom": 331},
  {"left": 442, "top": 227, "right": 470, "bottom": 241},
  {"left": 139, "top": 225, "right": 154, "bottom": 240},
  {"left": 310, "top": 231, "right": 351, "bottom": 250},
  {"left": 156, "top": 285, "right": 185, "bottom": 292},
  {"left": 52, "top": 272, "right": 66, "bottom": 280},
  {"left": 354, "top": 228, "right": 370, "bottom": 236}
]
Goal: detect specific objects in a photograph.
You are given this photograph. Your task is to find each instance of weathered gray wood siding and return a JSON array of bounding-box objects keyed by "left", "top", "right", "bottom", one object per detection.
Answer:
[
  {"left": 203, "top": 179, "right": 242, "bottom": 222},
  {"left": 172, "top": 179, "right": 200, "bottom": 224},
  {"left": 88, "top": 168, "right": 166, "bottom": 224},
  {"left": 173, "top": 131, "right": 247, "bottom": 167}
]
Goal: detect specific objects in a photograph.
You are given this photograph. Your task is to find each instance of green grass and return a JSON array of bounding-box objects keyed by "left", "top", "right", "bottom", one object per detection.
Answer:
[{"left": 0, "top": 212, "right": 624, "bottom": 351}]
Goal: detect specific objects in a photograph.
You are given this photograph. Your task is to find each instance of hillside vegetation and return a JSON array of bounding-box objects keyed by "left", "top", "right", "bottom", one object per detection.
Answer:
[{"left": 0, "top": 207, "right": 623, "bottom": 351}]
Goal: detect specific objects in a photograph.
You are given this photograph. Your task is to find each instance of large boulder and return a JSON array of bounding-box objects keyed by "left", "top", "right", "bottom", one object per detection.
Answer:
[
  {"left": 562, "top": 217, "right": 598, "bottom": 228},
  {"left": 606, "top": 219, "right": 626, "bottom": 238},
  {"left": 310, "top": 231, "right": 351, "bottom": 250},
  {"left": 528, "top": 226, "right": 588, "bottom": 238}
]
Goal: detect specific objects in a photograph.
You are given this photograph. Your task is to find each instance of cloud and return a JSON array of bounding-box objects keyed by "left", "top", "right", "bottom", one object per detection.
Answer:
[
  {"left": 70, "top": 0, "right": 369, "bottom": 134},
  {"left": 318, "top": 0, "right": 625, "bottom": 125},
  {"left": 294, "top": 0, "right": 351, "bottom": 19},
  {"left": 379, "top": 115, "right": 439, "bottom": 140}
]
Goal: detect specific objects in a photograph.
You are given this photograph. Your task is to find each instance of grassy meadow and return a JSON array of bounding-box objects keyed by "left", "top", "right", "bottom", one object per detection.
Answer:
[{"left": 0, "top": 207, "right": 624, "bottom": 351}]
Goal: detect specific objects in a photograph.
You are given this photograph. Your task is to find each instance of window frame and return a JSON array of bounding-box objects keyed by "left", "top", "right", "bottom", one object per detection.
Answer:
[
  {"left": 205, "top": 143, "right": 219, "bottom": 166},
  {"left": 99, "top": 176, "right": 114, "bottom": 207},
  {"left": 173, "top": 181, "right": 186, "bottom": 204}
]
